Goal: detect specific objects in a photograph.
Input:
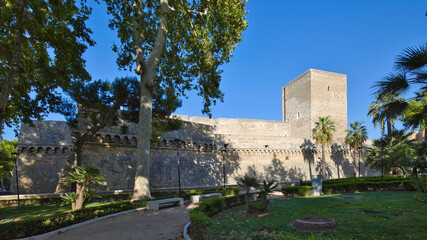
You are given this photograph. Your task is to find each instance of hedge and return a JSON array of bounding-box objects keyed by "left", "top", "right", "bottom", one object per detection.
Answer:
[
  {"left": 189, "top": 194, "right": 248, "bottom": 240},
  {"left": 281, "top": 186, "right": 313, "bottom": 197},
  {"left": 0, "top": 200, "right": 146, "bottom": 240},
  {"left": 282, "top": 179, "right": 413, "bottom": 197},
  {"left": 0, "top": 187, "right": 240, "bottom": 207},
  {"left": 322, "top": 180, "right": 413, "bottom": 194}
]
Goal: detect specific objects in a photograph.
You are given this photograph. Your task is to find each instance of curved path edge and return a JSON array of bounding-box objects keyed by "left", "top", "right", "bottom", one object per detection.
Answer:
[
  {"left": 183, "top": 221, "right": 191, "bottom": 240},
  {"left": 20, "top": 207, "right": 147, "bottom": 240}
]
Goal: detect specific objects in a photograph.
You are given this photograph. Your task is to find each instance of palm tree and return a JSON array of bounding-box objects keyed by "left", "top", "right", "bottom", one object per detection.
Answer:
[
  {"left": 373, "top": 43, "right": 427, "bottom": 140},
  {"left": 368, "top": 93, "right": 403, "bottom": 136},
  {"left": 345, "top": 121, "right": 368, "bottom": 177},
  {"left": 401, "top": 90, "right": 427, "bottom": 141},
  {"left": 257, "top": 180, "right": 278, "bottom": 212},
  {"left": 366, "top": 130, "right": 416, "bottom": 175},
  {"left": 312, "top": 116, "right": 336, "bottom": 179},
  {"left": 67, "top": 165, "right": 105, "bottom": 210},
  {"left": 374, "top": 43, "right": 426, "bottom": 98},
  {"left": 236, "top": 174, "right": 259, "bottom": 211}
]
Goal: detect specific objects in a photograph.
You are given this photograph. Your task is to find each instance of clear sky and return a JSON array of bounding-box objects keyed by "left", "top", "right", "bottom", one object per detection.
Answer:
[{"left": 4, "top": 0, "right": 427, "bottom": 140}]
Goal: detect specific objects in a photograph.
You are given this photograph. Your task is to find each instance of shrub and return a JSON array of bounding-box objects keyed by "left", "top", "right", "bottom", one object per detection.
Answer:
[
  {"left": 0, "top": 200, "right": 146, "bottom": 240},
  {"left": 248, "top": 201, "right": 264, "bottom": 214},
  {"left": 281, "top": 186, "right": 312, "bottom": 197},
  {"left": 189, "top": 209, "right": 213, "bottom": 240},
  {"left": 198, "top": 197, "right": 224, "bottom": 217}
]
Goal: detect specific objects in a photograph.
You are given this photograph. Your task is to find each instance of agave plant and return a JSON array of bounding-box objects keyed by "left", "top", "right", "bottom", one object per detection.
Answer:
[{"left": 236, "top": 174, "right": 259, "bottom": 211}]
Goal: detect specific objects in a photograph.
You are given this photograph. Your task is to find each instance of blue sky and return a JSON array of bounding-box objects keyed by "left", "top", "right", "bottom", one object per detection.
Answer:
[{"left": 4, "top": 0, "right": 427, "bottom": 140}]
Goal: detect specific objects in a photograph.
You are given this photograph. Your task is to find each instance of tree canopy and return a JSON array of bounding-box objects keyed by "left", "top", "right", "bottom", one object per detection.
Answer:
[
  {"left": 104, "top": 0, "right": 248, "bottom": 200},
  {"left": 0, "top": 0, "right": 94, "bottom": 134}
]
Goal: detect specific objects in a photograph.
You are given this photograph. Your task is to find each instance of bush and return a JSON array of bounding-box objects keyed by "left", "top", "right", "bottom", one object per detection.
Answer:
[
  {"left": 322, "top": 180, "right": 413, "bottom": 194},
  {"left": 189, "top": 209, "right": 213, "bottom": 240},
  {"left": 281, "top": 186, "right": 312, "bottom": 197},
  {"left": 412, "top": 176, "right": 427, "bottom": 193},
  {"left": 248, "top": 201, "right": 264, "bottom": 214},
  {"left": 198, "top": 197, "right": 224, "bottom": 217},
  {"left": 0, "top": 200, "right": 146, "bottom": 240}
]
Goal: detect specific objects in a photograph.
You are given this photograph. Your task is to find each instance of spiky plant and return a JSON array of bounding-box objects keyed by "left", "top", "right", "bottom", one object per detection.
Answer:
[
  {"left": 236, "top": 174, "right": 259, "bottom": 211},
  {"left": 257, "top": 180, "right": 278, "bottom": 211}
]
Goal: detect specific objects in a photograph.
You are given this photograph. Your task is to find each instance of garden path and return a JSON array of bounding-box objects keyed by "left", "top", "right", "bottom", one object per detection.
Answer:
[{"left": 32, "top": 203, "right": 196, "bottom": 240}]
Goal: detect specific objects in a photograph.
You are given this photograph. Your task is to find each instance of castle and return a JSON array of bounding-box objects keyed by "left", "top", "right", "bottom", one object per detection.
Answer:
[{"left": 12, "top": 69, "right": 377, "bottom": 194}]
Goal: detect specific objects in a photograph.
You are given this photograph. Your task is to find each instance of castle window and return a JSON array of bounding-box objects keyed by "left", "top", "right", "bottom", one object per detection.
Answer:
[
  {"left": 327, "top": 86, "right": 330, "bottom": 91},
  {"left": 297, "top": 112, "right": 301, "bottom": 119}
]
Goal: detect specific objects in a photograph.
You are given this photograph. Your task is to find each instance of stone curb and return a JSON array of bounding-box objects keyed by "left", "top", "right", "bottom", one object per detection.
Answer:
[
  {"left": 183, "top": 221, "right": 192, "bottom": 240},
  {"left": 20, "top": 207, "right": 147, "bottom": 240}
]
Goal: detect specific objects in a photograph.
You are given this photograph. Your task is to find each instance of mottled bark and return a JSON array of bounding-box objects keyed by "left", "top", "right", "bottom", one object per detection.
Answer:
[{"left": 132, "top": 0, "right": 169, "bottom": 201}]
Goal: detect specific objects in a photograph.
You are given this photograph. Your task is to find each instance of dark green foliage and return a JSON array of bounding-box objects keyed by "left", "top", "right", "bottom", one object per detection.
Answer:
[
  {"left": 322, "top": 180, "right": 413, "bottom": 194},
  {"left": 198, "top": 197, "right": 224, "bottom": 217},
  {"left": 365, "top": 130, "right": 416, "bottom": 173},
  {"left": 0, "top": 1, "right": 95, "bottom": 133},
  {"left": 281, "top": 186, "right": 313, "bottom": 197},
  {"left": 189, "top": 194, "right": 246, "bottom": 240},
  {"left": 0, "top": 139, "right": 17, "bottom": 190},
  {"left": 0, "top": 187, "right": 240, "bottom": 207},
  {"left": 0, "top": 201, "right": 145, "bottom": 240},
  {"left": 248, "top": 201, "right": 264, "bottom": 214},
  {"left": 189, "top": 209, "right": 213, "bottom": 240}
]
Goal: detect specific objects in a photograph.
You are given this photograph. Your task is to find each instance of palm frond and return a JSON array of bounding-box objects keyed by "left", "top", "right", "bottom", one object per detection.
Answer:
[
  {"left": 395, "top": 43, "right": 427, "bottom": 71},
  {"left": 374, "top": 71, "right": 409, "bottom": 98}
]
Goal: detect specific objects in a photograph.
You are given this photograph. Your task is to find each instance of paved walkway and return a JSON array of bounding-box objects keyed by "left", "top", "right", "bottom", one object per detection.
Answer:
[{"left": 35, "top": 204, "right": 195, "bottom": 240}]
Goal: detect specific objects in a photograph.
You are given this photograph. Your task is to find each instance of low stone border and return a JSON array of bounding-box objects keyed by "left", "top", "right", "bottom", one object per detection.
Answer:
[
  {"left": 183, "top": 221, "right": 192, "bottom": 240},
  {"left": 21, "top": 207, "right": 147, "bottom": 240}
]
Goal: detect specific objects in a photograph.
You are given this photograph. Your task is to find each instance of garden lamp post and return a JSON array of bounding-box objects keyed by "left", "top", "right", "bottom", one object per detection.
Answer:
[
  {"left": 11, "top": 152, "right": 20, "bottom": 206},
  {"left": 357, "top": 146, "right": 362, "bottom": 177},
  {"left": 380, "top": 138, "right": 385, "bottom": 181},
  {"left": 221, "top": 147, "right": 227, "bottom": 188},
  {"left": 174, "top": 139, "right": 183, "bottom": 197}
]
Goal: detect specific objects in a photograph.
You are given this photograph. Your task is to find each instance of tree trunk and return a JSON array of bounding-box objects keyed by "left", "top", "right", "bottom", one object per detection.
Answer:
[
  {"left": 245, "top": 191, "right": 250, "bottom": 211},
  {"left": 260, "top": 195, "right": 267, "bottom": 211},
  {"left": 0, "top": 0, "right": 24, "bottom": 135},
  {"left": 353, "top": 149, "right": 357, "bottom": 177},
  {"left": 321, "top": 144, "right": 326, "bottom": 179},
  {"left": 386, "top": 119, "right": 392, "bottom": 136},
  {"left": 75, "top": 182, "right": 87, "bottom": 210},
  {"left": 424, "top": 129, "right": 426, "bottom": 142},
  {"left": 132, "top": 80, "right": 153, "bottom": 201},
  {"left": 131, "top": 0, "right": 169, "bottom": 201}
]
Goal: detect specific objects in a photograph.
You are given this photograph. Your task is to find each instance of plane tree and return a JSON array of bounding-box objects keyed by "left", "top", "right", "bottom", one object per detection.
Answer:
[
  {"left": 0, "top": 0, "right": 95, "bottom": 135},
  {"left": 104, "top": 0, "right": 248, "bottom": 200}
]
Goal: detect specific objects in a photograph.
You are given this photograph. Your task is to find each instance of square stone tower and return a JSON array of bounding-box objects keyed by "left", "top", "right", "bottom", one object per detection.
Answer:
[{"left": 282, "top": 69, "right": 347, "bottom": 139}]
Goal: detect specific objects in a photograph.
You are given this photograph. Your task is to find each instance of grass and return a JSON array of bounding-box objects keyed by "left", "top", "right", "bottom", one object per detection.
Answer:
[
  {"left": 0, "top": 202, "right": 112, "bottom": 222},
  {"left": 209, "top": 191, "right": 427, "bottom": 240}
]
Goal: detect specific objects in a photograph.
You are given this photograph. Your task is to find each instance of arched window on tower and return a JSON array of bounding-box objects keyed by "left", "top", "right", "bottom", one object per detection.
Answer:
[{"left": 297, "top": 112, "right": 301, "bottom": 119}]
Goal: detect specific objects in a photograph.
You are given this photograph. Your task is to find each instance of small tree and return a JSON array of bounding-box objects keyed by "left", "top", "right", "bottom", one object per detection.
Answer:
[
  {"left": 66, "top": 166, "right": 105, "bottom": 210},
  {"left": 236, "top": 174, "right": 259, "bottom": 212},
  {"left": 366, "top": 130, "right": 415, "bottom": 175},
  {"left": 312, "top": 116, "right": 336, "bottom": 179},
  {"left": 345, "top": 121, "right": 368, "bottom": 177},
  {"left": 0, "top": 139, "right": 17, "bottom": 191},
  {"left": 257, "top": 180, "right": 278, "bottom": 212}
]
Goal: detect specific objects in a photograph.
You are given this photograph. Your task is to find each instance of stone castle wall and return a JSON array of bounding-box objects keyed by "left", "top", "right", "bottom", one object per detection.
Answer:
[
  {"left": 10, "top": 69, "right": 373, "bottom": 194},
  {"left": 12, "top": 120, "right": 377, "bottom": 194}
]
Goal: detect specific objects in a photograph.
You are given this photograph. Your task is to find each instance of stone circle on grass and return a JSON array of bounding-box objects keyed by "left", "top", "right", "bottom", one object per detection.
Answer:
[{"left": 290, "top": 216, "right": 336, "bottom": 231}]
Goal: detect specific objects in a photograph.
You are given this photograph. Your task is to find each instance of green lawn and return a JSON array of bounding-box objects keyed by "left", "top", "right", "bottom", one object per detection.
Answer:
[
  {"left": 209, "top": 192, "right": 427, "bottom": 240},
  {"left": 0, "top": 202, "right": 112, "bottom": 222}
]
